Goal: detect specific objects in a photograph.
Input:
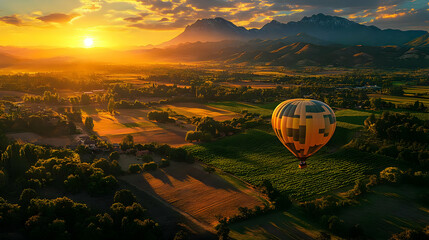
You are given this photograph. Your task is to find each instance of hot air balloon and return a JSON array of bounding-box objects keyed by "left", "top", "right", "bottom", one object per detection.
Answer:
[{"left": 272, "top": 99, "right": 336, "bottom": 168}]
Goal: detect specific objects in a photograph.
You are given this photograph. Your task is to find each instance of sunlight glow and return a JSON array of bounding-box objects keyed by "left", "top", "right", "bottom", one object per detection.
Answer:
[{"left": 84, "top": 38, "right": 94, "bottom": 48}]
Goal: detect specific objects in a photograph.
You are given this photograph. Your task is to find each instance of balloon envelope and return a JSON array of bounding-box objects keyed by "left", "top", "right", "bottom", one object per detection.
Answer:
[{"left": 271, "top": 99, "right": 336, "bottom": 160}]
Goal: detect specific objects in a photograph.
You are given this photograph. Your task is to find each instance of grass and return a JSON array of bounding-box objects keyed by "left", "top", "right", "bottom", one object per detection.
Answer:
[
  {"left": 338, "top": 184, "right": 429, "bottom": 239},
  {"left": 229, "top": 184, "right": 429, "bottom": 240},
  {"left": 206, "top": 101, "right": 279, "bottom": 117},
  {"left": 229, "top": 207, "right": 326, "bottom": 240},
  {"left": 183, "top": 129, "right": 400, "bottom": 201},
  {"left": 369, "top": 93, "right": 429, "bottom": 105}
]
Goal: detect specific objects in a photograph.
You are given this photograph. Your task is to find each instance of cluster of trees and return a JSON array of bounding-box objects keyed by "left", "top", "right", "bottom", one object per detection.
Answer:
[
  {"left": 0, "top": 73, "right": 106, "bottom": 94},
  {"left": 0, "top": 189, "right": 161, "bottom": 239},
  {"left": 0, "top": 107, "right": 78, "bottom": 137},
  {"left": 128, "top": 162, "right": 158, "bottom": 174},
  {"left": 147, "top": 111, "right": 174, "bottom": 123},
  {"left": 23, "top": 91, "right": 112, "bottom": 106},
  {"left": 186, "top": 114, "right": 266, "bottom": 142},
  {"left": 347, "top": 112, "right": 429, "bottom": 168},
  {"left": 390, "top": 226, "right": 429, "bottom": 240},
  {"left": 0, "top": 143, "right": 76, "bottom": 182},
  {"left": 26, "top": 156, "right": 120, "bottom": 196},
  {"left": 274, "top": 70, "right": 429, "bottom": 88}
]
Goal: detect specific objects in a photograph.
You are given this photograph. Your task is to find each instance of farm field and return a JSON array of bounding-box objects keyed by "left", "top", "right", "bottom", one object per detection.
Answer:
[
  {"left": 6, "top": 132, "right": 76, "bottom": 146},
  {"left": 369, "top": 93, "right": 429, "bottom": 105},
  {"left": 403, "top": 85, "right": 429, "bottom": 95},
  {"left": 120, "top": 159, "right": 265, "bottom": 226},
  {"left": 228, "top": 184, "right": 429, "bottom": 240},
  {"left": 159, "top": 102, "right": 242, "bottom": 121},
  {"left": 81, "top": 107, "right": 194, "bottom": 146},
  {"left": 206, "top": 101, "right": 279, "bottom": 117},
  {"left": 183, "top": 129, "right": 401, "bottom": 201}
]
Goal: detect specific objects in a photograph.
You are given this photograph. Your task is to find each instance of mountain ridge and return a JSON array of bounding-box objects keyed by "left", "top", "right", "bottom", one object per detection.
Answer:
[{"left": 163, "top": 13, "right": 427, "bottom": 47}]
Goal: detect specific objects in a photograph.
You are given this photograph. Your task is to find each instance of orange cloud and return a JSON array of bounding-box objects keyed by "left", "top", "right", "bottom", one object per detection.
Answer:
[
  {"left": 37, "top": 13, "right": 81, "bottom": 23},
  {"left": 376, "top": 12, "right": 406, "bottom": 19},
  {"left": 0, "top": 15, "right": 23, "bottom": 26}
]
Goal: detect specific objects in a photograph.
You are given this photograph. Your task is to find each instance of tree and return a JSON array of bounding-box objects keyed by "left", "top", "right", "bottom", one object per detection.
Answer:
[
  {"left": 380, "top": 167, "right": 403, "bottom": 183},
  {"left": 84, "top": 117, "right": 94, "bottom": 131},
  {"left": 204, "top": 166, "right": 215, "bottom": 174},
  {"left": 215, "top": 217, "right": 230, "bottom": 240},
  {"left": 147, "top": 111, "right": 172, "bottom": 123},
  {"left": 19, "top": 188, "right": 37, "bottom": 207},
  {"left": 128, "top": 164, "right": 141, "bottom": 174},
  {"left": 108, "top": 98, "right": 115, "bottom": 114},
  {"left": 1, "top": 143, "right": 28, "bottom": 179},
  {"left": 0, "top": 170, "right": 7, "bottom": 190},
  {"left": 121, "top": 135, "right": 134, "bottom": 150},
  {"left": 64, "top": 174, "right": 82, "bottom": 193},
  {"left": 174, "top": 230, "right": 190, "bottom": 240},
  {"left": 114, "top": 189, "right": 137, "bottom": 206},
  {"left": 109, "top": 151, "right": 120, "bottom": 161}
]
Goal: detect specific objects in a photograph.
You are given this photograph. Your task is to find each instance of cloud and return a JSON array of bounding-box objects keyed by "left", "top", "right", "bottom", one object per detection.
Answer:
[
  {"left": 135, "top": 0, "right": 173, "bottom": 11},
  {"left": 129, "top": 17, "right": 193, "bottom": 30},
  {"left": 124, "top": 16, "right": 144, "bottom": 22},
  {"left": 37, "top": 13, "right": 81, "bottom": 23},
  {"left": 0, "top": 15, "right": 23, "bottom": 26},
  {"left": 79, "top": 0, "right": 103, "bottom": 12},
  {"left": 367, "top": 8, "right": 429, "bottom": 30},
  {"left": 186, "top": 0, "right": 234, "bottom": 10}
]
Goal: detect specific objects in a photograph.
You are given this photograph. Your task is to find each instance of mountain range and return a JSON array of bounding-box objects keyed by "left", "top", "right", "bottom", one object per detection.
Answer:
[
  {"left": 1, "top": 13, "right": 429, "bottom": 69},
  {"left": 164, "top": 13, "right": 427, "bottom": 47}
]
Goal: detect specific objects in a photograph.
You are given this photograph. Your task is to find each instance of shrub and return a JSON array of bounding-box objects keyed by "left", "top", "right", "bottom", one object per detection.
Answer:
[
  {"left": 380, "top": 167, "right": 403, "bottom": 183},
  {"left": 142, "top": 162, "right": 157, "bottom": 171},
  {"left": 169, "top": 148, "right": 192, "bottom": 163},
  {"left": 147, "top": 111, "right": 173, "bottom": 123},
  {"left": 185, "top": 131, "right": 211, "bottom": 142},
  {"left": 159, "top": 159, "right": 170, "bottom": 168},
  {"left": 64, "top": 174, "right": 82, "bottom": 193},
  {"left": 204, "top": 166, "right": 215, "bottom": 174},
  {"left": 174, "top": 230, "right": 190, "bottom": 240},
  {"left": 390, "top": 228, "right": 429, "bottom": 240},
  {"left": 109, "top": 151, "right": 120, "bottom": 161},
  {"left": 19, "top": 188, "right": 37, "bottom": 207},
  {"left": 128, "top": 164, "right": 142, "bottom": 174},
  {"left": 114, "top": 189, "right": 137, "bottom": 206}
]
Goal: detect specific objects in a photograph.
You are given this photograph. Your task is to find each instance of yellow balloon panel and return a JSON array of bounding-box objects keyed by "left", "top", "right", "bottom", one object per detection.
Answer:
[{"left": 272, "top": 99, "right": 336, "bottom": 159}]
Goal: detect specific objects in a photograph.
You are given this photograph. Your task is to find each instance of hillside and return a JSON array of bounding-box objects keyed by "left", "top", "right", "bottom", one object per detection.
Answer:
[
  {"left": 142, "top": 39, "right": 429, "bottom": 68},
  {"left": 406, "top": 33, "right": 429, "bottom": 48}
]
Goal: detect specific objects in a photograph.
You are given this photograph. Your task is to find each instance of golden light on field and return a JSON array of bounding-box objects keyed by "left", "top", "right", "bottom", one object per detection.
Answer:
[{"left": 84, "top": 38, "right": 94, "bottom": 48}]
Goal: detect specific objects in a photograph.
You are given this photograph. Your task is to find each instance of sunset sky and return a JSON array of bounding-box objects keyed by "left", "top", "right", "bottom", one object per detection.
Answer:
[{"left": 1, "top": 0, "right": 428, "bottom": 48}]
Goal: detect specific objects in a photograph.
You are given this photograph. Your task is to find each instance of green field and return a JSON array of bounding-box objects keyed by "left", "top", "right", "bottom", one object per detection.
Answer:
[
  {"left": 206, "top": 101, "right": 279, "bottom": 117},
  {"left": 184, "top": 129, "right": 400, "bottom": 201},
  {"left": 229, "top": 184, "right": 429, "bottom": 240},
  {"left": 404, "top": 86, "right": 429, "bottom": 95},
  {"left": 369, "top": 93, "right": 429, "bottom": 105}
]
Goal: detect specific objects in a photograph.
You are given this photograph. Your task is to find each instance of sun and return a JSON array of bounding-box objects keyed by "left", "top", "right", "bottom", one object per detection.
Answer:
[{"left": 84, "top": 38, "right": 94, "bottom": 48}]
